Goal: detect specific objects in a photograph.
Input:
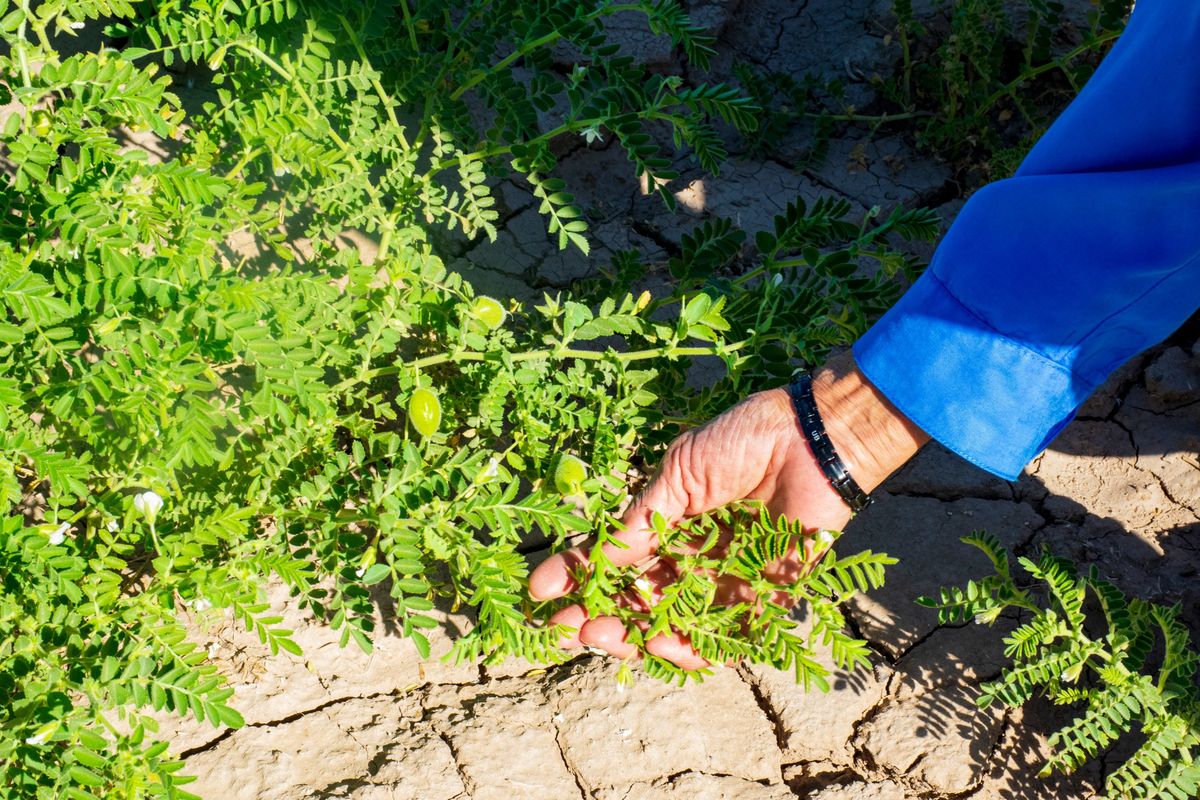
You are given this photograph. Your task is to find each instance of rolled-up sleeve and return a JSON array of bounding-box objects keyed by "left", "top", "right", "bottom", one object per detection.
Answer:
[{"left": 853, "top": 0, "right": 1200, "bottom": 480}]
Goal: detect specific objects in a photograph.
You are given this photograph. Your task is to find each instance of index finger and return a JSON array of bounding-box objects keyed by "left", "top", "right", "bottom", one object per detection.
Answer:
[
  {"left": 530, "top": 441, "right": 695, "bottom": 601},
  {"left": 527, "top": 520, "right": 658, "bottom": 601}
]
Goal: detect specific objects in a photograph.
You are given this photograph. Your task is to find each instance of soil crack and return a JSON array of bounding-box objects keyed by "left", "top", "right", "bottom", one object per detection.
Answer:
[
  {"left": 433, "top": 728, "right": 478, "bottom": 797},
  {"left": 551, "top": 720, "right": 592, "bottom": 800},
  {"left": 177, "top": 687, "right": 408, "bottom": 758},
  {"left": 737, "top": 664, "right": 791, "bottom": 757}
]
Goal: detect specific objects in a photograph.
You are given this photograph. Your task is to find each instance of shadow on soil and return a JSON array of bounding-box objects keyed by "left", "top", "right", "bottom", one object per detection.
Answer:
[{"left": 842, "top": 319, "right": 1199, "bottom": 797}]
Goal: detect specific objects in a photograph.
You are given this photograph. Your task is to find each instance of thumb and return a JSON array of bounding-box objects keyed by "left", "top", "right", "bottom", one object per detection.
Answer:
[
  {"left": 621, "top": 389, "right": 798, "bottom": 543},
  {"left": 610, "top": 437, "right": 698, "bottom": 566}
]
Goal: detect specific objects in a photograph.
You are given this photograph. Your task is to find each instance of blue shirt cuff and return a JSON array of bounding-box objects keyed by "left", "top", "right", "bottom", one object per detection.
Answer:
[{"left": 852, "top": 271, "right": 1086, "bottom": 481}]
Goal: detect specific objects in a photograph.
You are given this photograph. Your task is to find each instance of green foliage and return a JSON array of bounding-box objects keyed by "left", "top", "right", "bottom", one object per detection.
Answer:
[
  {"left": 581, "top": 505, "right": 894, "bottom": 688},
  {"left": 729, "top": 62, "right": 842, "bottom": 167},
  {"left": 922, "top": 537, "right": 1200, "bottom": 799},
  {"left": 733, "top": 2, "right": 1134, "bottom": 179},
  {"left": 889, "top": 0, "right": 1134, "bottom": 174},
  {"left": 123, "top": 0, "right": 759, "bottom": 251},
  {"left": 0, "top": 1, "right": 936, "bottom": 796}
]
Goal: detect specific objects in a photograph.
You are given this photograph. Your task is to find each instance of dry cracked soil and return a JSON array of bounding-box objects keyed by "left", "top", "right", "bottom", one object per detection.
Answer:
[{"left": 134, "top": 0, "right": 1200, "bottom": 797}]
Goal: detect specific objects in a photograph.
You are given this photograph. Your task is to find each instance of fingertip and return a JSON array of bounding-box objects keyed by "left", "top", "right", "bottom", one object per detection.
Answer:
[
  {"left": 714, "top": 574, "right": 756, "bottom": 606},
  {"left": 548, "top": 604, "right": 588, "bottom": 649},
  {"left": 579, "top": 616, "right": 638, "bottom": 659},
  {"left": 644, "top": 632, "right": 709, "bottom": 670},
  {"left": 528, "top": 548, "right": 588, "bottom": 601},
  {"left": 601, "top": 524, "right": 658, "bottom": 567},
  {"left": 616, "top": 560, "right": 675, "bottom": 613},
  {"left": 763, "top": 551, "right": 803, "bottom": 586}
]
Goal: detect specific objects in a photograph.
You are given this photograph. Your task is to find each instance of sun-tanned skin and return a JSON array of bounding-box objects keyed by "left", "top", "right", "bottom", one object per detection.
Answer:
[{"left": 528, "top": 350, "right": 931, "bottom": 669}]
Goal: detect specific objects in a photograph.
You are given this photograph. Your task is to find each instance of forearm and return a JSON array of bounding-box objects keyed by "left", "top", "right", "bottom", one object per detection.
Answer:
[
  {"left": 812, "top": 350, "right": 929, "bottom": 495},
  {"left": 851, "top": 0, "right": 1200, "bottom": 480}
]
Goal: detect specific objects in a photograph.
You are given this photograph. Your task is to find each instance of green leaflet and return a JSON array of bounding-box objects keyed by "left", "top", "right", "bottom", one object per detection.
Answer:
[{"left": 583, "top": 505, "right": 894, "bottom": 687}]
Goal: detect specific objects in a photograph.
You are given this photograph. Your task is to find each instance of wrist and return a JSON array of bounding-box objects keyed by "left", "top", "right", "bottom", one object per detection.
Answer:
[{"left": 811, "top": 350, "right": 929, "bottom": 493}]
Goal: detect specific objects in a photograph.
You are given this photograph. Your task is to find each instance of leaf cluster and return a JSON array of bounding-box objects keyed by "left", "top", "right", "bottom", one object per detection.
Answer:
[
  {"left": 730, "top": 1, "right": 1134, "bottom": 180},
  {"left": 889, "top": 0, "right": 1134, "bottom": 175},
  {"left": 580, "top": 504, "right": 894, "bottom": 688},
  {"left": 921, "top": 534, "right": 1200, "bottom": 799}
]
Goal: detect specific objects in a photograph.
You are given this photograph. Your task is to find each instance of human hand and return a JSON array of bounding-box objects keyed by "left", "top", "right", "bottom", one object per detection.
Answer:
[{"left": 528, "top": 353, "right": 929, "bottom": 669}]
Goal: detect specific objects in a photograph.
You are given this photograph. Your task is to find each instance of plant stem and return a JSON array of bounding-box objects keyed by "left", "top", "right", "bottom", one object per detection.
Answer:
[
  {"left": 235, "top": 43, "right": 349, "bottom": 150},
  {"left": 732, "top": 211, "right": 896, "bottom": 288},
  {"left": 810, "top": 110, "right": 931, "bottom": 124},
  {"left": 451, "top": 29, "right": 562, "bottom": 101},
  {"left": 337, "top": 340, "right": 745, "bottom": 391},
  {"left": 398, "top": 0, "right": 420, "bottom": 50},
  {"left": 427, "top": 109, "right": 672, "bottom": 178},
  {"left": 16, "top": 0, "right": 32, "bottom": 90},
  {"left": 448, "top": 2, "right": 645, "bottom": 103},
  {"left": 226, "top": 147, "right": 263, "bottom": 179},
  {"left": 235, "top": 41, "right": 396, "bottom": 237},
  {"left": 339, "top": 15, "right": 409, "bottom": 149},
  {"left": 977, "top": 31, "right": 1121, "bottom": 115}
]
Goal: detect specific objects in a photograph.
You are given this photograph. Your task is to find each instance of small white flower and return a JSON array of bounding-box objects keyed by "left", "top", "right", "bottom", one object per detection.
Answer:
[
  {"left": 70, "top": 20, "right": 85, "bottom": 29},
  {"left": 581, "top": 124, "right": 604, "bottom": 145},
  {"left": 48, "top": 522, "right": 70, "bottom": 546},
  {"left": 208, "top": 641, "right": 221, "bottom": 658},
  {"left": 133, "top": 491, "right": 164, "bottom": 523},
  {"left": 475, "top": 457, "right": 500, "bottom": 484},
  {"left": 771, "top": 273, "right": 783, "bottom": 287},
  {"left": 107, "top": 519, "right": 120, "bottom": 532},
  {"left": 355, "top": 567, "right": 366, "bottom": 578},
  {"left": 815, "top": 529, "right": 836, "bottom": 548},
  {"left": 193, "top": 597, "right": 213, "bottom": 612},
  {"left": 633, "top": 577, "right": 653, "bottom": 594},
  {"left": 25, "top": 723, "right": 56, "bottom": 746},
  {"left": 571, "top": 65, "right": 588, "bottom": 83}
]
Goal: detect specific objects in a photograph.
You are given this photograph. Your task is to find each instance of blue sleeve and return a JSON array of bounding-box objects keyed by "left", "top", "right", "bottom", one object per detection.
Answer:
[{"left": 852, "top": 0, "right": 1200, "bottom": 481}]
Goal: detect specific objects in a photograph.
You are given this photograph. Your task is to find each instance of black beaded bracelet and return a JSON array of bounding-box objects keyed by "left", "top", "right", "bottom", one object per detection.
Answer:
[{"left": 788, "top": 371, "right": 873, "bottom": 514}]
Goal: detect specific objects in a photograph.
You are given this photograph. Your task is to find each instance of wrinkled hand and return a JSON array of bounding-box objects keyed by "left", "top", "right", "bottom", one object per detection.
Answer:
[
  {"left": 528, "top": 386, "right": 854, "bottom": 669},
  {"left": 529, "top": 353, "right": 930, "bottom": 669}
]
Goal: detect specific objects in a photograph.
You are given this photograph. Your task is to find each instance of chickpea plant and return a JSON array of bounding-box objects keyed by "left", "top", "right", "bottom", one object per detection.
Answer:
[
  {"left": 733, "top": 1, "right": 1133, "bottom": 179},
  {"left": 0, "top": 0, "right": 937, "bottom": 797},
  {"left": 923, "top": 534, "right": 1200, "bottom": 799},
  {"left": 888, "top": 0, "right": 1133, "bottom": 174}
]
